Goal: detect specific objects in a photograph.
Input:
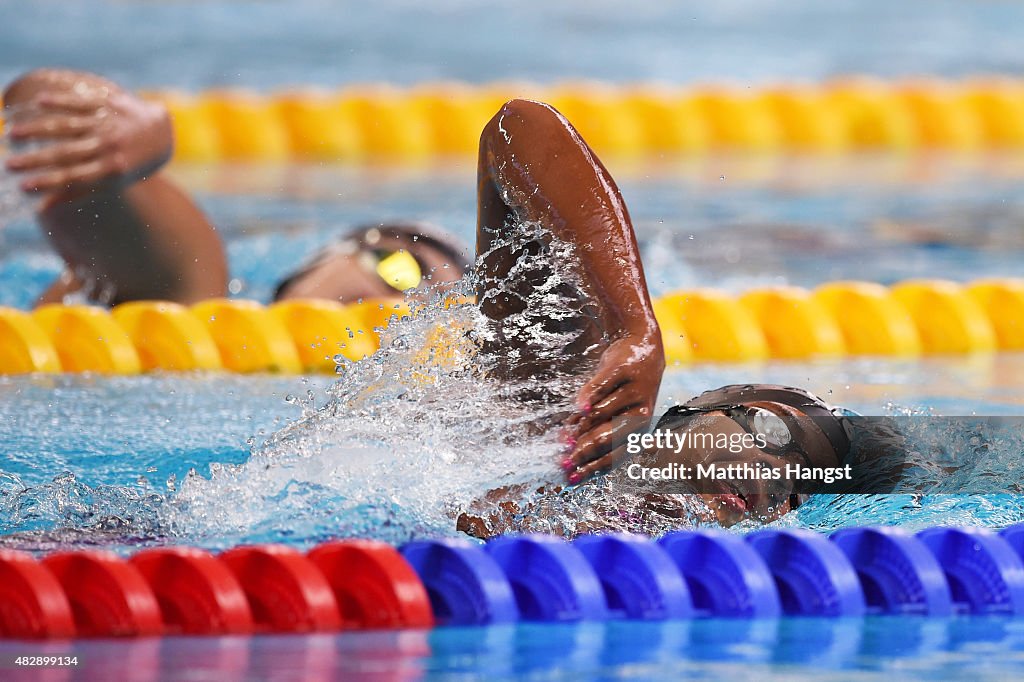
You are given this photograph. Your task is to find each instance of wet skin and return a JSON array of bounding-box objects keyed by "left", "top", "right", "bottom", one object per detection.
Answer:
[
  {"left": 476, "top": 100, "right": 665, "bottom": 482},
  {"left": 3, "top": 69, "right": 227, "bottom": 304}
]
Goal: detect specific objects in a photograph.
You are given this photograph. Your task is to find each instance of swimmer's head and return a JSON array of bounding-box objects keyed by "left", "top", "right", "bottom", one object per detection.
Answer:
[
  {"left": 651, "top": 384, "right": 854, "bottom": 526},
  {"left": 272, "top": 222, "right": 472, "bottom": 302}
]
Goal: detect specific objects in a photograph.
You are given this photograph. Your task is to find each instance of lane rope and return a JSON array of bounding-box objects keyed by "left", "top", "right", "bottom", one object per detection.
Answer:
[
  {"left": 131, "top": 79, "right": 1024, "bottom": 161},
  {"left": 1, "top": 278, "right": 1021, "bottom": 374},
  {"left": 4, "top": 524, "right": 1024, "bottom": 638}
]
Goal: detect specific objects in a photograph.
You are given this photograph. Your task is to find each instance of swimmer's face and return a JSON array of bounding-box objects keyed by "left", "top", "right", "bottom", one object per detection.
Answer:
[
  {"left": 652, "top": 400, "right": 840, "bottom": 526},
  {"left": 274, "top": 229, "right": 464, "bottom": 302}
]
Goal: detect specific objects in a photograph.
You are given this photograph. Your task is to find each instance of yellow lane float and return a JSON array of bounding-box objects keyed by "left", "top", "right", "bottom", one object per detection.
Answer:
[
  {"left": 111, "top": 301, "right": 222, "bottom": 371},
  {"left": 275, "top": 90, "right": 362, "bottom": 160},
  {"left": 651, "top": 297, "right": 694, "bottom": 366},
  {"left": 896, "top": 81, "right": 982, "bottom": 150},
  {"left": 190, "top": 299, "right": 301, "bottom": 373},
  {"left": 758, "top": 88, "right": 847, "bottom": 152},
  {"left": 660, "top": 289, "right": 769, "bottom": 362},
  {"left": 270, "top": 299, "right": 380, "bottom": 372},
  {"left": 150, "top": 91, "right": 222, "bottom": 162},
  {"left": 690, "top": 87, "right": 781, "bottom": 151},
  {"left": 199, "top": 90, "right": 290, "bottom": 161},
  {"left": 408, "top": 83, "right": 494, "bottom": 156},
  {"left": 961, "top": 79, "right": 1024, "bottom": 147},
  {"left": 813, "top": 282, "right": 921, "bottom": 356},
  {"left": 32, "top": 305, "right": 141, "bottom": 374},
  {"left": 889, "top": 280, "right": 997, "bottom": 354},
  {"left": 0, "top": 307, "right": 61, "bottom": 373},
  {"left": 739, "top": 286, "right": 845, "bottom": 359},
  {"left": 824, "top": 80, "right": 920, "bottom": 150},
  {"left": 339, "top": 86, "right": 432, "bottom": 159},
  {"left": 548, "top": 82, "right": 645, "bottom": 157},
  {"left": 621, "top": 87, "right": 710, "bottom": 154},
  {"left": 966, "top": 279, "right": 1024, "bottom": 350}
]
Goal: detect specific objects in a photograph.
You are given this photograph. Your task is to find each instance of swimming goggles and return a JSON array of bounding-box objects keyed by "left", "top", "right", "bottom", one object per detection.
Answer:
[
  {"left": 659, "top": 403, "right": 819, "bottom": 467},
  {"left": 657, "top": 389, "right": 855, "bottom": 511},
  {"left": 360, "top": 247, "right": 423, "bottom": 292},
  {"left": 274, "top": 236, "right": 423, "bottom": 299}
]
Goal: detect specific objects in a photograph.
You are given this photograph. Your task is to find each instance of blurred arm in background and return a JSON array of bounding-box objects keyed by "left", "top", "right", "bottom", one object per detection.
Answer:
[{"left": 3, "top": 69, "right": 227, "bottom": 306}]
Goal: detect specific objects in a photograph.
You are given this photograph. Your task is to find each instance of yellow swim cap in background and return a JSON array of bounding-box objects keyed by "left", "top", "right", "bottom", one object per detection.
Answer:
[{"left": 375, "top": 250, "right": 422, "bottom": 291}]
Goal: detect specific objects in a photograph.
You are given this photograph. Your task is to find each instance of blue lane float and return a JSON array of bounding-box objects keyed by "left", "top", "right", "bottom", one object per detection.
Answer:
[
  {"left": 746, "top": 528, "right": 866, "bottom": 617},
  {"left": 400, "top": 538, "right": 518, "bottom": 625},
  {"left": 916, "top": 527, "right": 1024, "bottom": 616},
  {"left": 658, "top": 529, "right": 781, "bottom": 618},
  {"left": 485, "top": 534, "right": 608, "bottom": 622},
  {"left": 573, "top": 533, "right": 693, "bottom": 620},
  {"left": 830, "top": 526, "right": 953, "bottom": 616},
  {"left": 999, "top": 524, "right": 1024, "bottom": 563}
]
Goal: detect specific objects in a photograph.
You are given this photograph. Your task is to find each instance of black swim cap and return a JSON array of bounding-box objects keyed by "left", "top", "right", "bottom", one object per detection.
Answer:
[{"left": 661, "top": 384, "right": 853, "bottom": 465}]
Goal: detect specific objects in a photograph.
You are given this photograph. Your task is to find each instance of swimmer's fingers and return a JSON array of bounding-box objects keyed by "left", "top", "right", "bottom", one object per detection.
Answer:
[
  {"left": 569, "top": 382, "right": 651, "bottom": 438},
  {"left": 18, "top": 158, "right": 114, "bottom": 193},
  {"left": 7, "top": 114, "right": 98, "bottom": 141},
  {"left": 36, "top": 91, "right": 109, "bottom": 114},
  {"left": 572, "top": 443, "right": 630, "bottom": 483},
  {"left": 574, "top": 361, "right": 631, "bottom": 417},
  {"left": 567, "top": 410, "right": 648, "bottom": 483},
  {"left": 6, "top": 136, "right": 104, "bottom": 174}
]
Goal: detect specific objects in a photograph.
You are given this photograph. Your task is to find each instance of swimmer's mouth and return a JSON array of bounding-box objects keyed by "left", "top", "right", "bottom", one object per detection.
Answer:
[
  {"left": 714, "top": 482, "right": 749, "bottom": 514},
  {"left": 713, "top": 484, "right": 802, "bottom": 519}
]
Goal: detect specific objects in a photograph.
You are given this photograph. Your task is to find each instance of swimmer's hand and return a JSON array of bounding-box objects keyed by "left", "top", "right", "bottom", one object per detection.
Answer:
[
  {"left": 5, "top": 85, "right": 172, "bottom": 194},
  {"left": 564, "top": 334, "right": 665, "bottom": 483}
]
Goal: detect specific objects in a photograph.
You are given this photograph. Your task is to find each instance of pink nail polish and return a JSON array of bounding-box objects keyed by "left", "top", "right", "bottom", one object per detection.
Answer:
[
  {"left": 581, "top": 403, "right": 592, "bottom": 414},
  {"left": 560, "top": 457, "right": 574, "bottom": 471},
  {"left": 568, "top": 472, "right": 582, "bottom": 484},
  {"left": 565, "top": 436, "right": 577, "bottom": 449}
]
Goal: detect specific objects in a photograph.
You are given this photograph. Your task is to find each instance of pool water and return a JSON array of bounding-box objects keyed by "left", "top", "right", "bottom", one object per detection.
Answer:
[{"left": 2, "top": 617, "right": 1024, "bottom": 681}]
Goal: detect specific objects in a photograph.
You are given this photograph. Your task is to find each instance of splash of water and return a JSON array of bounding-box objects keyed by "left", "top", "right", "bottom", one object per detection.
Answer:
[{"left": 156, "top": 219, "right": 680, "bottom": 547}]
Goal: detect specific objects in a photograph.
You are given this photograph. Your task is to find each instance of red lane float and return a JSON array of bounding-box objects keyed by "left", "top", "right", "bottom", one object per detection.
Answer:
[
  {"left": 41, "top": 551, "right": 163, "bottom": 637},
  {"left": 307, "top": 540, "right": 434, "bottom": 629},
  {"left": 130, "top": 547, "right": 254, "bottom": 635},
  {"left": 0, "top": 550, "right": 75, "bottom": 639},
  {"left": 219, "top": 544, "right": 342, "bottom": 633}
]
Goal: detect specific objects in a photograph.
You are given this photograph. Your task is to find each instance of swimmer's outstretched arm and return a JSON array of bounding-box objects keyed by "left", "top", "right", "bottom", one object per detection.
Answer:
[
  {"left": 477, "top": 99, "right": 665, "bottom": 482},
  {"left": 3, "top": 70, "right": 227, "bottom": 305}
]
